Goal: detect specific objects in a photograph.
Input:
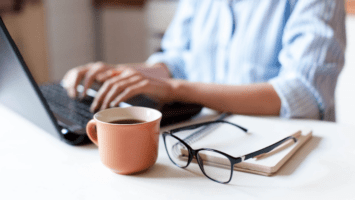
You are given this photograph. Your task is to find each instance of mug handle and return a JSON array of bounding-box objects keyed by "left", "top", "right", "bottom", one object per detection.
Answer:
[{"left": 86, "top": 119, "right": 99, "bottom": 146}]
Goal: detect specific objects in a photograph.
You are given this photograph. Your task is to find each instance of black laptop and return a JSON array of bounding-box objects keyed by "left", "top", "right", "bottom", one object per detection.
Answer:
[{"left": 0, "top": 17, "right": 202, "bottom": 145}]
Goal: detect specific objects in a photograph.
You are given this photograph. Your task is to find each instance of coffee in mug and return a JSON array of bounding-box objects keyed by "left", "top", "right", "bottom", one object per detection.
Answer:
[{"left": 108, "top": 119, "right": 146, "bottom": 124}]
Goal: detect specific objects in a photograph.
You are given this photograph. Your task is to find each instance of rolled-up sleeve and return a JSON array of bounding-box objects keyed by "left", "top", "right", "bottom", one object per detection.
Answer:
[
  {"left": 269, "top": 0, "right": 346, "bottom": 121},
  {"left": 146, "top": 0, "right": 196, "bottom": 79}
]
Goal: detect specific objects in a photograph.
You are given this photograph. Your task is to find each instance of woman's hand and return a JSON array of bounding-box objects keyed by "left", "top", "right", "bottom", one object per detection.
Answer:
[
  {"left": 62, "top": 62, "right": 114, "bottom": 98},
  {"left": 90, "top": 66, "right": 176, "bottom": 113}
]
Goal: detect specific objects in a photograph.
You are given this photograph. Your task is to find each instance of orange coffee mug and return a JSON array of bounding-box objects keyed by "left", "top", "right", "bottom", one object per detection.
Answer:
[{"left": 86, "top": 106, "right": 162, "bottom": 174}]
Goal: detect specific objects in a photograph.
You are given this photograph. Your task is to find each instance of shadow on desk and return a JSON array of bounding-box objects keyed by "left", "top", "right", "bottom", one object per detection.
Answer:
[
  {"left": 132, "top": 162, "right": 206, "bottom": 179},
  {"left": 79, "top": 143, "right": 97, "bottom": 149},
  {"left": 276, "top": 136, "right": 322, "bottom": 176}
]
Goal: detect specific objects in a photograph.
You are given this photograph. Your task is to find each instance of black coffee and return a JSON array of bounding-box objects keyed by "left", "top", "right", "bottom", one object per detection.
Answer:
[{"left": 109, "top": 119, "right": 146, "bottom": 124}]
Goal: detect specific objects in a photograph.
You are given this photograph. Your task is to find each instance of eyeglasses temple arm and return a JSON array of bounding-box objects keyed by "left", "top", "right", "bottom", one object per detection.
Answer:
[
  {"left": 170, "top": 120, "right": 247, "bottom": 134},
  {"left": 240, "top": 136, "right": 297, "bottom": 162},
  {"left": 216, "top": 120, "right": 248, "bottom": 132}
]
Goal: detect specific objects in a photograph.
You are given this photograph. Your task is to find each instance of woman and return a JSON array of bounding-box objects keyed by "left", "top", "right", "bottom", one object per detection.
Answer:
[{"left": 63, "top": 0, "right": 346, "bottom": 121}]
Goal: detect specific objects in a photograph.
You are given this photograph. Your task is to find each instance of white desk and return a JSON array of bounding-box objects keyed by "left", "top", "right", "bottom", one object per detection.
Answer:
[{"left": 1, "top": 104, "right": 355, "bottom": 200}]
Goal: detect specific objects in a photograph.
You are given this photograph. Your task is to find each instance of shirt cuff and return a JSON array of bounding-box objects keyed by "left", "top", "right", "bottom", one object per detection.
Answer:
[
  {"left": 269, "top": 74, "right": 322, "bottom": 120},
  {"left": 146, "top": 52, "right": 187, "bottom": 80}
]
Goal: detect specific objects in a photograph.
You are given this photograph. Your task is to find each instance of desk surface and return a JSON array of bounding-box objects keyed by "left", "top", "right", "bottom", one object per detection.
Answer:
[{"left": 1, "top": 104, "right": 355, "bottom": 200}]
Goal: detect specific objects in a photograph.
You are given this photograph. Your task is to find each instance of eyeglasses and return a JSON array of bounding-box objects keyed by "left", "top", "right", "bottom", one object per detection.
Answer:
[{"left": 162, "top": 120, "right": 297, "bottom": 184}]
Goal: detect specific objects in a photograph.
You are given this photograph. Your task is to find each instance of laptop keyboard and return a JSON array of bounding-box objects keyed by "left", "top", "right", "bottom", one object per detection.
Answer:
[
  {"left": 39, "top": 83, "right": 203, "bottom": 128},
  {"left": 40, "top": 83, "right": 94, "bottom": 128}
]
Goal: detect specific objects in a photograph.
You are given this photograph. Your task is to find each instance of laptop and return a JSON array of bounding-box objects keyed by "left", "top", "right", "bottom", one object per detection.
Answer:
[{"left": 0, "top": 17, "right": 202, "bottom": 145}]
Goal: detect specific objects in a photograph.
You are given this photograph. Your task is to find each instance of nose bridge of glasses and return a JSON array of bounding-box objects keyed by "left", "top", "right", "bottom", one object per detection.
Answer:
[{"left": 195, "top": 153, "right": 205, "bottom": 170}]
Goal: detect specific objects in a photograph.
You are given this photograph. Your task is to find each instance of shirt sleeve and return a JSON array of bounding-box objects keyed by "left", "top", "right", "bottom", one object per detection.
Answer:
[
  {"left": 269, "top": 0, "right": 346, "bottom": 121},
  {"left": 146, "top": 0, "right": 196, "bottom": 79}
]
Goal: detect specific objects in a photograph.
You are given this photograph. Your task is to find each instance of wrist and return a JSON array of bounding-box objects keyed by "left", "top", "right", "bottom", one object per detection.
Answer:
[
  {"left": 150, "top": 62, "right": 171, "bottom": 78},
  {"left": 167, "top": 79, "right": 187, "bottom": 102}
]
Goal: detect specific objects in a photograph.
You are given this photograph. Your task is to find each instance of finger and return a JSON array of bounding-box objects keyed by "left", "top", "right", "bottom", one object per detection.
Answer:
[
  {"left": 64, "top": 67, "right": 87, "bottom": 98},
  {"left": 100, "top": 75, "right": 143, "bottom": 110},
  {"left": 82, "top": 63, "right": 104, "bottom": 98},
  {"left": 96, "top": 65, "right": 127, "bottom": 83},
  {"left": 96, "top": 69, "right": 121, "bottom": 83},
  {"left": 90, "top": 76, "right": 121, "bottom": 112},
  {"left": 71, "top": 72, "right": 84, "bottom": 98},
  {"left": 90, "top": 69, "right": 139, "bottom": 112},
  {"left": 82, "top": 62, "right": 111, "bottom": 98},
  {"left": 110, "top": 80, "right": 150, "bottom": 108}
]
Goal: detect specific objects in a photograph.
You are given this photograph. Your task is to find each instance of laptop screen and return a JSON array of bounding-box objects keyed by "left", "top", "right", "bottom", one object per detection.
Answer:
[{"left": 0, "top": 18, "right": 60, "bottom": 139}]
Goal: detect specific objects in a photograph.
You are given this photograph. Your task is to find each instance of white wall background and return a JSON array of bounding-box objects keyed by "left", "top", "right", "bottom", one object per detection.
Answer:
[
  {"left": 44, "top": 0, "right": 178, "bottom": 81},
  {"left": 45, "top": 0, "right": 96, "bottom": 81},
  {"left": 335, "top": 16, "right": 355, "bottom": 126},
  {"left": 101, "top": 0, "right": 178, "bottom": 64},
  {"left": 101, "top": 8, "right": 147, "bottom": 64},
  {"left": 145, "top": 0, "right": 178, "bottom": 56}
]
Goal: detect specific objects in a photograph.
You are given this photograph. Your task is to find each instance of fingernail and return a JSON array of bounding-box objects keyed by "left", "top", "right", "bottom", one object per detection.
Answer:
[
  {"left": 69, "top": 89, "right": 74, "bottom": 98},
  {"left": 79, "top": 94, "right": 86, "bottom": 101},
  {"left": 73, "top": 90, "right": 77, "bottom": 98},
  {"left": 110, "top": 102, "right": 115, "bottom": 108},
  {"left": 67, "top": 92, "right": 73, "bottom": 98}
]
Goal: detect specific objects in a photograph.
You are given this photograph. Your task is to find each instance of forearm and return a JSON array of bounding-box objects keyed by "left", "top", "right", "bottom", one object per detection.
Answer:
[{"left": 170, "top": 80, "right": 281, "bottom": 116}]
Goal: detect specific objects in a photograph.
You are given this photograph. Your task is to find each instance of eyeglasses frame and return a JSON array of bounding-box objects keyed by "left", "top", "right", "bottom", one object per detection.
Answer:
[{"left": 162, "top": 120, "right": 297, "bottom": 184}]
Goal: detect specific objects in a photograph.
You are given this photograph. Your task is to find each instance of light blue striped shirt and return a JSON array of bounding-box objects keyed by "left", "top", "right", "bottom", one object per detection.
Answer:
[{"left": 147, "top": 0, "right": 346, "bottom": 121}]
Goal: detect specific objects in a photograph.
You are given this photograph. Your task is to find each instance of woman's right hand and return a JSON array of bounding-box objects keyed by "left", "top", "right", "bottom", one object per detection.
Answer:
[{"left": 62, "top": 62, "right": 115, "bottom": 99}]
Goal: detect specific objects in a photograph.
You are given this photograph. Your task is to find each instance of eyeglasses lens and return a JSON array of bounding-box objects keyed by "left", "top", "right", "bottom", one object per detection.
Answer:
[
  {"left": 197, "top": 150, "right": 232, "bottom": 183},
  {"left": 164, "top": 135, "right": 190, "bottom": 168}
]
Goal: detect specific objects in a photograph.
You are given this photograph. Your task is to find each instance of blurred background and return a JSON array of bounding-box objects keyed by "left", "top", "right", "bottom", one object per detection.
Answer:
[
  {"left": 0, "top": 0, "right": 354, "bottom": 125},
  {"left": 0, "top": 0, "right": 178, "bottom": 83}
]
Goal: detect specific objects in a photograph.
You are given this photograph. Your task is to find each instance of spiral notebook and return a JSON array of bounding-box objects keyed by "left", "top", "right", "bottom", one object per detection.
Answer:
[{"left": 176, "top": 115, "right": 313, "bottom": 176}]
